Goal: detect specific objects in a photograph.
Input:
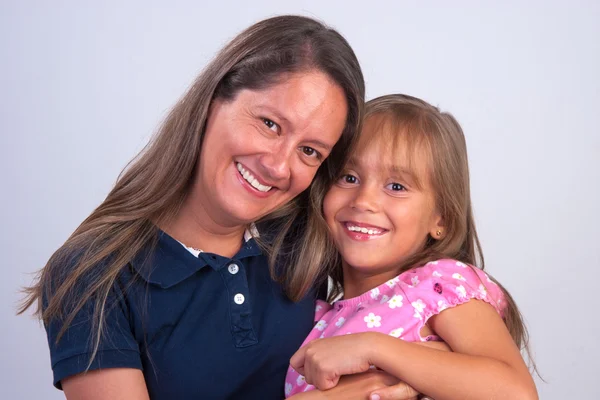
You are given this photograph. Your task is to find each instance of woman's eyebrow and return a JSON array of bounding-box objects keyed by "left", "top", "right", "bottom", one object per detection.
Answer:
[
  {"left": 309, "top": 141, "right": 333, "bottom": 153},
  {"left": 255, "top": 105, "right": 291, "bottom": 126}
]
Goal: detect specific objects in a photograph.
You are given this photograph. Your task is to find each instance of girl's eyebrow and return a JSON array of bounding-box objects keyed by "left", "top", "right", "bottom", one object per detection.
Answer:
[{"left": 346, "top": 157, "right": 422, "bottom": 186}]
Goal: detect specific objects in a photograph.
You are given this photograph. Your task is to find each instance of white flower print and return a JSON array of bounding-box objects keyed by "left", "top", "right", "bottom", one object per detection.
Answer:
[
  {"left": 452, "top": 273, "right": 466, "bottom": 281},
  {"left": 380, "top": 295, "right": 390, "bottom": 304},
  {"left": 412, "top": 299, "right": 426, "bottom": 313},
  {"left": 412, "top": 299, "right": 426, "bottom": 320},
  {"left": 432, "top": 270, "right": 442, "bottom": 277},
  {"left": 427, "top": 260, "right": 439, "bottom": 265},
  {"left": 437, "top": 300, "right": 448, "bottom": 312},
  {"left": 335, "top": 317, "right": 346, "bottom": 327},
  {"left": 389, "top": 328, "right": 404, "bottom": 338},
  {"left": 285, "top": 382, "right": 293, "bottom": 396},
  {"left": 386, "top": 277, "right": 400, "bottom": 288},
  {"left": 315, "top": 304, "right": 323, "bottom": 312},
  {"left": 315, "top": 320, "right": 328, "bottom": 331},
  {"left": 364, "top": 312, "right": 382, "bottom": 328},
  {"left": 370, "top": 287, "right": 380, "bottom": 300},
  {"left": 456, "top": 285, "right": 467, "bottom": 298},
  {"left": 479, "top": 284, "right": 487, "bottom": 298},
  {"left": 297, "top": 375, "right": 306, "bottom": 386},
  {"left": 320, "top": 333, "right": 325, "bottom": 338},
  {"left": 411, "top": 276, "right": 420, "bottom": 286},
  {"left": 388, "top": 294, "right": 404, "bottom": 309},
  {"left": 456, "top": 261, "right": 467, "bottom": 268}
]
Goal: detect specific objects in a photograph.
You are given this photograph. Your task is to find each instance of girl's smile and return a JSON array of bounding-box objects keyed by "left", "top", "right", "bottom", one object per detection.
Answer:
[{"left": 341, "top": 221, "right": 389, "bottom": 241}]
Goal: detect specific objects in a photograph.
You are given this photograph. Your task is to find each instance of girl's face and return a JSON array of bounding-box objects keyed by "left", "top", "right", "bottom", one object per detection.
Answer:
[
  {"left": 195, "top": 71, "right": 348, "bottom": 227},
  {"left": 323, "top": 116, "right": 443, "bottom": 284}
]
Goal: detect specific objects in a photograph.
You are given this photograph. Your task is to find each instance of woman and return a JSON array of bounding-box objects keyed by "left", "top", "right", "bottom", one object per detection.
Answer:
[{"left": 19, "top": 15, "right": 392, "bottom": 399}]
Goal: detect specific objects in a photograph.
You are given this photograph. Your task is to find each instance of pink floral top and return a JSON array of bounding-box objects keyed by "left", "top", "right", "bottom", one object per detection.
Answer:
[{"left": 284, "top": 259, "right": 506, "bottom": 397}]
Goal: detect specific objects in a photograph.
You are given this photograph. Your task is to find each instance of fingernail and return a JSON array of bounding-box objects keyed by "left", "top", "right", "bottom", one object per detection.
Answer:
[{"left": 370, "top": 395, "right": 381, "bottom": 400}]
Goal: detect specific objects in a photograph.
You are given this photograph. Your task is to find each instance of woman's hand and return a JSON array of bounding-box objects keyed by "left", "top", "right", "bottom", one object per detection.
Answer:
[{"left": 290, "top": 333, "right": 376, "bottom": 390}]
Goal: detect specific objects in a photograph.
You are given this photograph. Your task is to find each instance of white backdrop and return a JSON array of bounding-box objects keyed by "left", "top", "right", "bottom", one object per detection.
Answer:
[{"left": 2, "top": 1, "right": 598, "bottom": 398}]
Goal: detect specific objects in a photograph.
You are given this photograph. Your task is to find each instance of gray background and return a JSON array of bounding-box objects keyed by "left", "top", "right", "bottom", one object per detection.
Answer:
[{"left": 2, "top": 1, "right": 598, "bottom": 398}]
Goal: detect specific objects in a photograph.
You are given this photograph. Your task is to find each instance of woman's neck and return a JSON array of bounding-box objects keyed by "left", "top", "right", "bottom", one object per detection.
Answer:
[{"left": 163, "top": 195, "right": 247, "bottom": 258}]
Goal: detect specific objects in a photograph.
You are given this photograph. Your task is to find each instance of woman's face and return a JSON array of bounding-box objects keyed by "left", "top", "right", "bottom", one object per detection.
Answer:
[{"left": 195, "top": 70, "right": 348, "bottom": 227}]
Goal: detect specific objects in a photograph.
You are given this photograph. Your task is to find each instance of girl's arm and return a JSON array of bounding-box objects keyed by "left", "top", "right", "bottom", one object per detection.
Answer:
[
  {"left": 288, "top": 370, "right": 417, "bottom": 400},
  {"left": 291, "top": 300, "right": 538, "bottom": 400},
  {"left": 62, "top": 368, "right": 150, "bottom": 400},
  {"left": 289, "top": 340, "right": 450, "bottom": 400}
]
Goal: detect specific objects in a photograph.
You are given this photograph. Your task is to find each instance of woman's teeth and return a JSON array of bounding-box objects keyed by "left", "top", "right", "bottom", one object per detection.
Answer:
[
  {"left": 236, "top": 163, "right": 272, "bottom": 193},
  {"left": 346, "top": 224, "right": 383, "bottom": 235}
]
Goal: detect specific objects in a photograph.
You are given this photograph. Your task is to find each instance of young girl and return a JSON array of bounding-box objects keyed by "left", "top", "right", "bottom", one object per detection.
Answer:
[{"left": 285, "top": 94, "right": 538, "bottom": 399}]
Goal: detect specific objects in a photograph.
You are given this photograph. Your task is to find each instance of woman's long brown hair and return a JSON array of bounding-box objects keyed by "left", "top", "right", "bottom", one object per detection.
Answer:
[{"left": 19, "top": 15, "right": 365, "bottom": 367}]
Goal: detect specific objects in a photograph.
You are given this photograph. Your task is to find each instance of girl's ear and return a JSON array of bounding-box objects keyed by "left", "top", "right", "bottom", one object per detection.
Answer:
[{"left": 429, "top": 214, "right": 446, "bottom": 241}]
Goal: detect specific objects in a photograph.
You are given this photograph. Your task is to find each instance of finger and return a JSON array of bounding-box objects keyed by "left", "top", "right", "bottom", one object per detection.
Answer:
[
  {"left": 369, "top": 381, "right": 420, "bottom": 400},
  {"left": 289, "top": 347, "right": 306, "bottom": 376}
]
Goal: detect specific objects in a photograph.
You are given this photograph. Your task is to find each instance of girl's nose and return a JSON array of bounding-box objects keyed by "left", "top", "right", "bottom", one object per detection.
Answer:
[{"left": 350, "top": 185, "right": 380, "bottom": 213}]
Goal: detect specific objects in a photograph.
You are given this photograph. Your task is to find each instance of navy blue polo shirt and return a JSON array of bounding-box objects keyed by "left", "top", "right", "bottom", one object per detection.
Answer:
[{"left": 45, "top": 230, "right": 318, "bottom": 399}]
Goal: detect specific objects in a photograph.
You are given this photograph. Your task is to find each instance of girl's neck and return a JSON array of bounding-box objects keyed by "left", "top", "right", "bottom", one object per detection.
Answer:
[
  {"left": 163, "top": 194, "right": 247, "bottom": 258},
  {"left": 342, "top": 262, "right": 404, "bottom": 299}
]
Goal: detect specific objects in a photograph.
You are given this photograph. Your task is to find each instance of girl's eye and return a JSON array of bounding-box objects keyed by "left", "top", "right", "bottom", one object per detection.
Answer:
[
  {"left": 387, "top": 182, "right": 406, "bottom": 191},
  {"left": 262, "top": 118, "right": 278, "bottom": 132},
  {"left": 340, "top": 174, "right": 358, "bottom": 184},
  {"left": 302, "top": 146, "right": 321, "bottom": 159}
]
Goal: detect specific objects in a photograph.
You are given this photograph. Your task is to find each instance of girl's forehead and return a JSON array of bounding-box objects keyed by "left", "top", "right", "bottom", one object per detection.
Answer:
[{"left": 351, "top": 114, "right": 433, "bottom": 186}]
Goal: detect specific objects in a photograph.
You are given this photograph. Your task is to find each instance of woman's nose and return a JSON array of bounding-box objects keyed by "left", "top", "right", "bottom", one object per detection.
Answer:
[{"left": 259, "top": 143, "right": 293, "bottom": 182}]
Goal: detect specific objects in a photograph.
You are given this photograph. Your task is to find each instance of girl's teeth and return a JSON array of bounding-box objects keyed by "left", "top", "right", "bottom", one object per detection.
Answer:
[
  {"left": 347, "top": 225, "right": 382, "bottom": 235},
  {"left": 236, "top": 163, "right": 272, "bottom": 192}
]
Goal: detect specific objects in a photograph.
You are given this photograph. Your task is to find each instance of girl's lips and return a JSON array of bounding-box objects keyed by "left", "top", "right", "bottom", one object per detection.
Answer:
[{"left": 342, "top": 221, "right": 388, "bottom": 241}]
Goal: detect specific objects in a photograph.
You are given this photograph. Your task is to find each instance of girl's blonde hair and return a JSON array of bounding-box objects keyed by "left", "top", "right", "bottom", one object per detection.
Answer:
[
  {"left": 327, "top": 94, "right": 533, "bottom": 363},
  {"left": 19, "top": 15, "right": 365, "bottom": 365}
]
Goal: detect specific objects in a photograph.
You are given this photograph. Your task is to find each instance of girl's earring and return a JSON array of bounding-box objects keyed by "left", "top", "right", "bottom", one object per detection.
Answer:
[{"left": 436, "top": 230, "right": 442, "bottom": 237}]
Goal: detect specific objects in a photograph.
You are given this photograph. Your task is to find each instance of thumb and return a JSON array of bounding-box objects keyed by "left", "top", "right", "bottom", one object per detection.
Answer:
[{"left": 369, "top": 381, "right": 419, "bottom": 400}]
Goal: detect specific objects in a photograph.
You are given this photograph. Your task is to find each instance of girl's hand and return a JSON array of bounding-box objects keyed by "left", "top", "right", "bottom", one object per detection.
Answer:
[
  {"left": 288, "top": 370, "right": 416, "bottom": 400},
  {"left": 290, "top": 332, "right": 377, "bottom": 390}
]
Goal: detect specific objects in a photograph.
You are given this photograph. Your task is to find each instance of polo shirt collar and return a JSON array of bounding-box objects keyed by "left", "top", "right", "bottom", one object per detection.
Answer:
[{"left": 130, "top": 226, "right": 262, "bottom": 289}]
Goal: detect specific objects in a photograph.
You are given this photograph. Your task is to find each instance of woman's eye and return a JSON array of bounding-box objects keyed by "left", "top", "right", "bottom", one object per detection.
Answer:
[
  {"left": 262, "top": 118, "right": 278, "bottom": 132},
  {"left": 387, "top": 182, "right": 406, "bottom": 191},
  {"left": 302, "top": 146, "right": 321, "bottom": 159}
]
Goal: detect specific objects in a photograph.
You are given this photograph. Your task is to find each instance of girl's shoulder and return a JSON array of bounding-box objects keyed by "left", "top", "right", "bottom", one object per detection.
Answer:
[{"left": 399, "top": 259, "right": 507, "bottom": 316}]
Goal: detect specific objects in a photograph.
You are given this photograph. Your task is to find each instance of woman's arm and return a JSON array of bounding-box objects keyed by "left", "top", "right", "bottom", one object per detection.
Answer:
[
  {"left": 62, "top": 368, "right": 149, "bottom": 400},
  {"left": 292, "top": 300, "right": 538, "bottom": 400}
]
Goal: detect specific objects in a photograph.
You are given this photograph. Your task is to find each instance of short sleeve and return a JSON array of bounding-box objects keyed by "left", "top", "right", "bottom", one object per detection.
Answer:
[
  {"left": 402, "top": 259, "right": 507, "bottom": 323},
  {"left": 45, "top": 273, "right": 142, "bottom": 389}
]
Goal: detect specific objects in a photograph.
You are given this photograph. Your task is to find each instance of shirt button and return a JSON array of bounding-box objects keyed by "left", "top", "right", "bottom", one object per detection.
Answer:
[
  {"left": 234, "top": 293, "right": 245, "bottom": 305},
  {"left": 228, "top": 263, "right": 240, "bottom": 275}
]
